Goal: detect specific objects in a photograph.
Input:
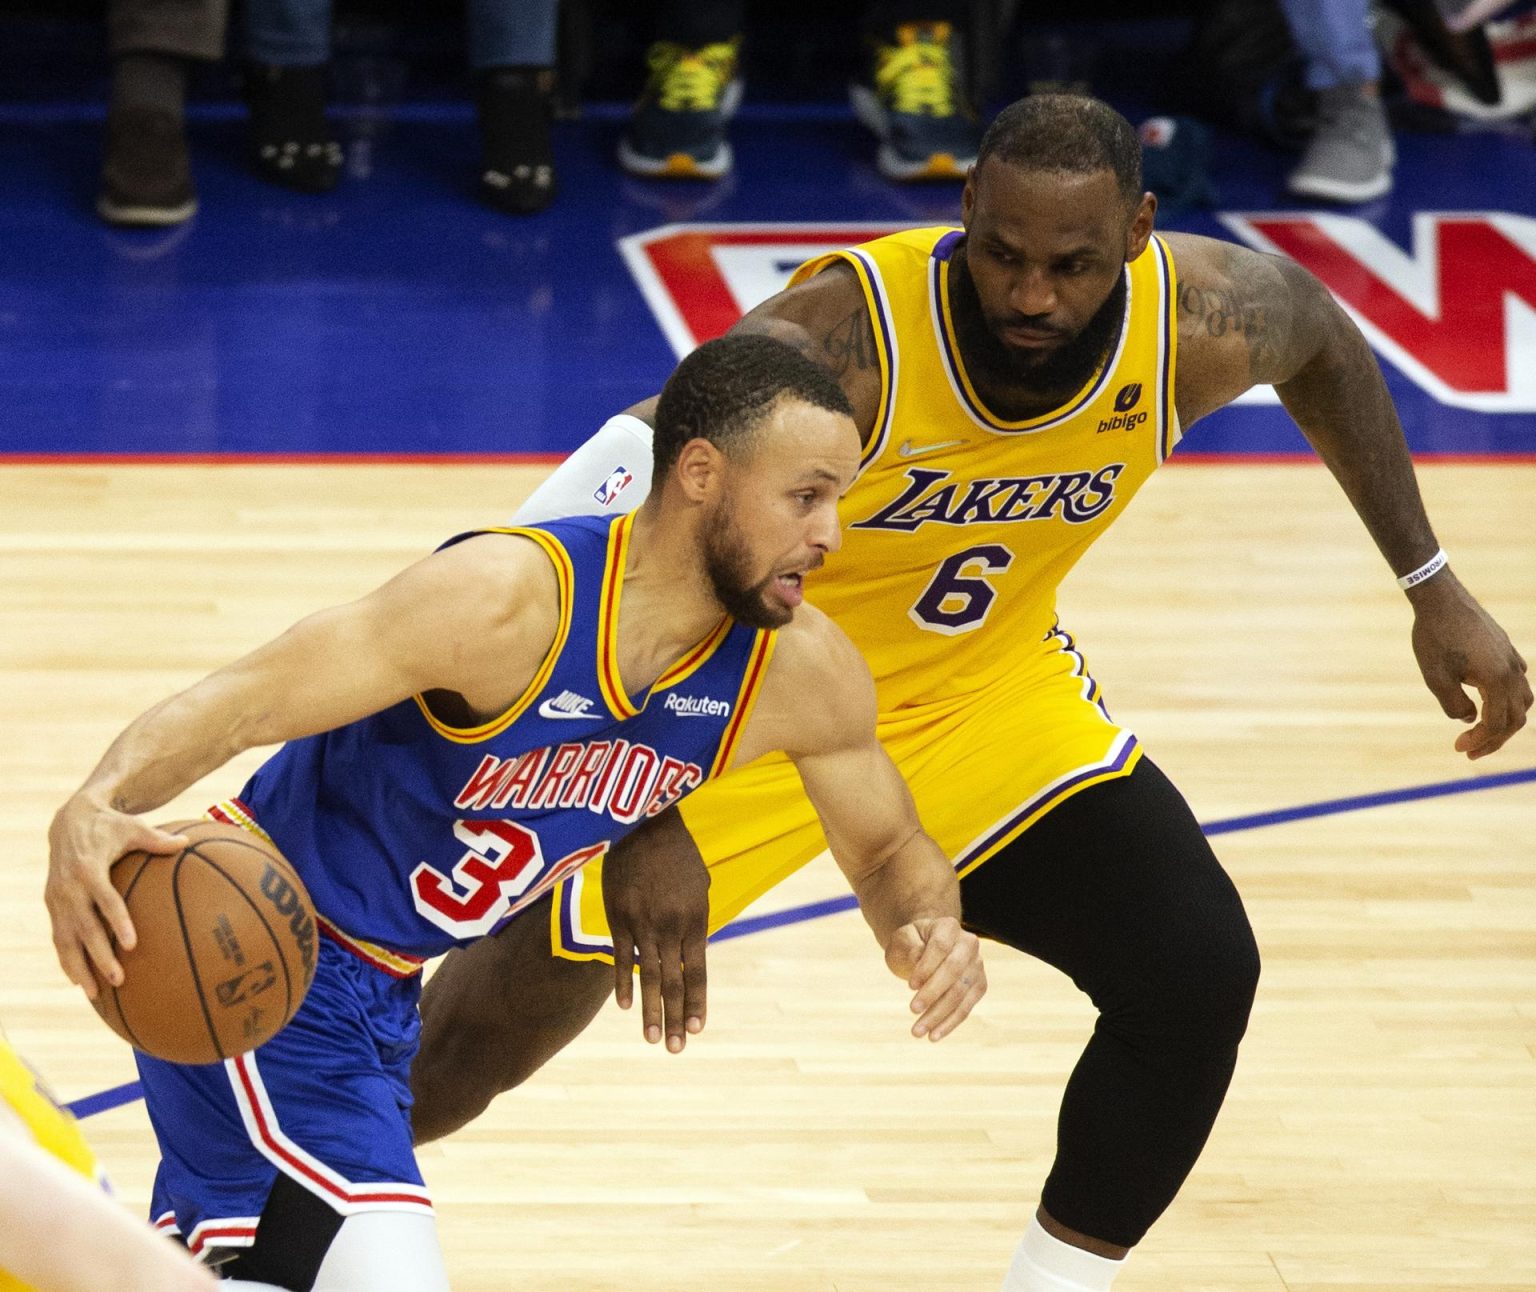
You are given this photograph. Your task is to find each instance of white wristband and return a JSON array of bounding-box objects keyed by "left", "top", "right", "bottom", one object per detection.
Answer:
[{"left": 1397, "top": 548, "right": 1448, "bottom": 590}]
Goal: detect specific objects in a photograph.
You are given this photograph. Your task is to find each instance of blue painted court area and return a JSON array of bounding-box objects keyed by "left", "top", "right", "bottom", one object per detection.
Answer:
[
  {"left": 1, "top": 103, "right": 1534, "bottom": 459},
  {"left": 62, "top": 762, "right": 1536, "bottom": 1122}
]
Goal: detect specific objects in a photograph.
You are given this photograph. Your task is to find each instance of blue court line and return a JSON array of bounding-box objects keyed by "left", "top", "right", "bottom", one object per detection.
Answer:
[{"left": 63, "top": 763, "right": 1534, "bottom": 1120}]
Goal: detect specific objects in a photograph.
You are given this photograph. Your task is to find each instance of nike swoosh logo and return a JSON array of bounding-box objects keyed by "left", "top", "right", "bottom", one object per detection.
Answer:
[
  {"left": 897, "top": 438, "right": 965, "bottom": 458},
  {"left": 537, "top": 699, "right": 602, "bottom": 720}
]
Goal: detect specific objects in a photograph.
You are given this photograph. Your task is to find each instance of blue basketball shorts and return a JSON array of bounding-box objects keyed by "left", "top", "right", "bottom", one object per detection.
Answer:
[{"left": 138, "top": 934, "right": 432, "bottom": 1260}]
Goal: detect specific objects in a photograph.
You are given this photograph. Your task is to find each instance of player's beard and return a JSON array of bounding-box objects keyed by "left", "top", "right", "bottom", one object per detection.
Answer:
[
  {"left": 951, "top": 245, "right": 1129, "bottom": 395},
  {"left": 702, "top": 496, "right": 790, "bottom": 630}
]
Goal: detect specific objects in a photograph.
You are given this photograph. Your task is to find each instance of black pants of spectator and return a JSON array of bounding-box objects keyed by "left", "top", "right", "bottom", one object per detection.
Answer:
[
  {"left": 109, "top": 0, "right": 227, "bottom": 62},
  {"left": 656, "top": 0, "right": 967, "bottom": 46}
]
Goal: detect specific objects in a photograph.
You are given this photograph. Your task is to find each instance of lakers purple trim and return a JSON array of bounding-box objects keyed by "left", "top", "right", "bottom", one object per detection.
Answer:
[
  {"left": 930, "top": 253, "right": 1132, "bottom": 435},
  {"left": 1045, "top": 621, "right": 1113, "bottom": 719},
  {"left": 953, "top": 732, "right": 1141, "bottom": 873},
  {"left": 844, "top": 246, "right": 898, "bottom": 467},
  {"left": 1154, "top": 237, "right": 1178, "bottom": 464},
  {"left": 931, "top": 229, "right": 964, "bottom": 261}
]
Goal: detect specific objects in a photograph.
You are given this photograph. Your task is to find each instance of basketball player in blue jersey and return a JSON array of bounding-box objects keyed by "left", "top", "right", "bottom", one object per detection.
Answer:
[
  {"left": 43, "top": 334, "right": 987, "bottom": 1291},
  {"left": 409, "top": 95, "right": 1532, "bottom": 1292}
]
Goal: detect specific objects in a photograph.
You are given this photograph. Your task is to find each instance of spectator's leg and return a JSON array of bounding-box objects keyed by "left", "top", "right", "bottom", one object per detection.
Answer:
[
  {"left": 242, "top": 0, "right": 342, "bottom": 192},
  {"left": 1277, "top": 0, "right": 1394, "bottom": 201},
  {"left": 99, "top": 0, "right": 228, "bottom": 225},
  {"left": 469, "top": 0, "right": 560, "bottom": 214},
  {"left": 853, "top": 0, "right": 980, "bottom": 181},
  {"left": 617, "top": 0, "right": 745, "bottom": 179}
]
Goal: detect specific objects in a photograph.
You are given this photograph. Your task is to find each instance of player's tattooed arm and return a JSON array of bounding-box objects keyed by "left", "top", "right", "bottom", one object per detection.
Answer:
[
  {"left": 731, "top": 262, "right": 883, "bottom": 442},
  {"left": 1169, "top": 233, "right": 1313, "bottom": 424},
  {"left": 1171, "top": 233, "right": 1530, "bottom": 759}
]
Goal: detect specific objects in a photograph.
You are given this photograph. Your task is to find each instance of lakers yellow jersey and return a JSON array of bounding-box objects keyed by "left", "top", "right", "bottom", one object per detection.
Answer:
[
  {"left": 789, "top": 226, "right": 1179, "bottom": 711},
  {"left": 0, "top": 1034, "right": 108, "bottom": 1292}
]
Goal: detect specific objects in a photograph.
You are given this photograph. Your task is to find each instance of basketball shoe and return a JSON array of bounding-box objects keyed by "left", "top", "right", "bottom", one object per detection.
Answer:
[
  {"left": 851, "top": 22, "right": 979, "bottom": 181},
  {"left": 618, "top": 38, "right": 743, "bottom": 179},
  {"left": 97, "top": 106, "right": 197, "bottom": 227},
  {"left": 1287, "top": 84, "right": 1395, "bottom": 203}
]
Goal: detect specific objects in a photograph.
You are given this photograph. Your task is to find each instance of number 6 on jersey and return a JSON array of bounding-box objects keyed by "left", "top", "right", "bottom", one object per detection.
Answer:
[{"left": 909, "top": 544, "right": 1016, "bottom": 636}]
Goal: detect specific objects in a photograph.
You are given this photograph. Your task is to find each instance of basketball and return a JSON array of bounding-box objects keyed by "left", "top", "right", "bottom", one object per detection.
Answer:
[{"left": 91, "top": 820, "right": 318, "bottom": 1066}]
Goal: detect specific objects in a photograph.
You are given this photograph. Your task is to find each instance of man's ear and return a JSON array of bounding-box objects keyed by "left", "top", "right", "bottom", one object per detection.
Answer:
[
  {"left": 1126, "top": 191, "right": 1157, "bottom": 261},
  {"left": 673, "top": 437, "right": 726, "bottom": 504}
]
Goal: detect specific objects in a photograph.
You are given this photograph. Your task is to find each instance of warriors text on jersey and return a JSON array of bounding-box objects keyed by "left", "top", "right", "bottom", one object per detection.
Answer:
[{"left": 233, "top": 512, "right": 775, "bottom": 962}]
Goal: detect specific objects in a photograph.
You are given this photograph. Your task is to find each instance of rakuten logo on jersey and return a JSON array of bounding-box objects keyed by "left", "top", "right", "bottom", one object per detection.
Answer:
[
  {"left": 453, "top": 741, "right": 703, "bottom": 824},
  {"left": 664, "top": 692, "right": 731, "bottom": 718},
  {"left": 1223, "top": 211, "right": 1536, "bottom": 411}
]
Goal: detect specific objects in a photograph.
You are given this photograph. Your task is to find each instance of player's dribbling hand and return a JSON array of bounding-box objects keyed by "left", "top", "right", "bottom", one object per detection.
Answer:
[
  {"left": 602, "top": 807, "right": 711, "bottom": 1054},
  {"left": 1408, "top": 575, "right": 1531, "bottom": 759},
  {"left": 44, "top": 792, "right": 188, "bottom": 999},
  {"left": 883, "top": 916, "right": 985, "bottom": 1041}
]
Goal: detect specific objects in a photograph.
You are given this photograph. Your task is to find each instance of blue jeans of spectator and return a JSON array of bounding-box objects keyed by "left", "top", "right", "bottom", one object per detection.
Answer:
[
  {"left": 244, "top": 0, "right": 558, "bottom": 69},
  {"left": 1276, "top": 0, "right": 1382, "bottom": 89}
]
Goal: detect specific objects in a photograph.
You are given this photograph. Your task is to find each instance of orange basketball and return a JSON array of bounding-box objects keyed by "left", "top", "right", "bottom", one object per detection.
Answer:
[{"left": 91, "top": 820, "right": 318, "bottom": 1065}]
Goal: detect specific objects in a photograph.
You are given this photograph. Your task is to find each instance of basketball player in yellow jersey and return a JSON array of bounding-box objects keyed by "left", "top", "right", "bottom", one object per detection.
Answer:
[
  {"left": 410, "top": 95, "right": 1532, "bottom": 1291},
  {"left": 0, "top": 1033, "right": 213, "bottom": 1292}
]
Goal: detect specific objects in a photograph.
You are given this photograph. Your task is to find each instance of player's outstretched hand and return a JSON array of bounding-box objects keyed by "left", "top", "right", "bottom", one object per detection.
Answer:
[
  {"left": 1409, "top": 575, "right": 1531, "bottom": 760},
  {"left": 44, "top": 792, "right": 188, "bottom": 999},
  {"left": 883, "top": 916, "right": 985, "bottom": 1041},
  {"left": 602, "top": 807, "right": 710, "bottom": 1054}
]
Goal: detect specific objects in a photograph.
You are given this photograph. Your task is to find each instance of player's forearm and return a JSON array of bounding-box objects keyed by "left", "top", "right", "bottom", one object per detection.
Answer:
[
  {"left": 845, "top": 829, "right": 962, "bottom": 950},
  {"left": 1274, "top": 301, "right": 1442, "bottom": 578},
  {"left": 0, "top": 1137, "right": 214, "bottom": 1291},
  {"left": 73, "top": 681, "right": 251, "bottom": 816}
]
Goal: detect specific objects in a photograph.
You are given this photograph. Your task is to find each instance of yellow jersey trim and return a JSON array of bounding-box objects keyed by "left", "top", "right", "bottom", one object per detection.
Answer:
[
  {"left": 653, "top": 615, "right": 733, "bottom": 691},
  {"left": 708, "top": 629, "right": 778, "bottom": 778},
  {"left": 597, "top": 512, "right": 739, "bottom": 716},
  {"left": 596, "top": 513, "right": 641, "bottom": 718},
  {"left": 788, "top": 248, "right": 897, "bottom": 469},
  {"left": 412, "top": 527, "right": 575, "bottom": 744}
]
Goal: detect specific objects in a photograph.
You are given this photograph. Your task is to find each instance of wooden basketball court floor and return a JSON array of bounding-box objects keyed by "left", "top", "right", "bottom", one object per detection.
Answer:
[{"left": 1, "top": 459, "right": 1532, "bottom": 1291}]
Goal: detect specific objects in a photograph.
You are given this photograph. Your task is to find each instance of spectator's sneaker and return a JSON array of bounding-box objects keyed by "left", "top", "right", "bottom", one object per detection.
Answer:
[
  {"left": 851, "top": 22, "right": 979, "bottom": 181},
  {"left": 1287, "top": 85, "right": 1395, "bottom": 202},
  {"left": 96, "top": 105, "right": 197, "bottom": 227},
  {"left": 618, "top": 39, "right": 743, "bottom": 179},
  {"left": 245, "top": 64, "right": 343, "bottom": 194}
]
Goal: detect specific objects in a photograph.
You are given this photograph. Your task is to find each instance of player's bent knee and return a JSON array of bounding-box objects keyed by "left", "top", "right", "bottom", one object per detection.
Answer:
[
  {"left": 1128, "top": 914, "right": 1262, "bottom": 1052},
  {"left": 412, "top": 921, "right": 612, "bottom": 1141}
]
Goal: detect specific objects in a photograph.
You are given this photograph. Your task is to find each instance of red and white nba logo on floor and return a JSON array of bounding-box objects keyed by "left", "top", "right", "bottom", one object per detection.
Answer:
[
  {"left": 1227, "top": 212, "right": 1536, "bottom": 412},
  {"left": 620, "top": 223, "right": 908, "bottom": 358},
  {"left": 623, "top": 216, "right": 1536, "bottom": 413}
]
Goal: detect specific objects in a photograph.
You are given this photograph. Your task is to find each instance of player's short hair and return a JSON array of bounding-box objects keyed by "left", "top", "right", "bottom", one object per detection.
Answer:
[
  {"left": 653, "top": 333, "right": 854, "bottom": 475},
  {"left": 976, "top": 93, "right": 1143, "bottom": 207}
]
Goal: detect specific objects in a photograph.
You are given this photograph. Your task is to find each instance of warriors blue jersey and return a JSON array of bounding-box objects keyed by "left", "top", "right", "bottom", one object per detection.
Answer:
[{"left": 236, "top": 512, "right": 776, "bottom": 959}]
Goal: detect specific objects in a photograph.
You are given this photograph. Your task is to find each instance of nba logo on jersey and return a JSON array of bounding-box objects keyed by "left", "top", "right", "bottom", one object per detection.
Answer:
[{"left": 594, "top": 466, "right": 634, "bottom": 507}]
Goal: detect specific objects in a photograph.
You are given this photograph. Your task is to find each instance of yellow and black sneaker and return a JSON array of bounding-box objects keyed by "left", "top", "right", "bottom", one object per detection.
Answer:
[
  {"left": 618, "top": 38, "right": 744, "bottom": 179},
  {"left": 850, "top": 22, "right": 979, "bottom": 181}
]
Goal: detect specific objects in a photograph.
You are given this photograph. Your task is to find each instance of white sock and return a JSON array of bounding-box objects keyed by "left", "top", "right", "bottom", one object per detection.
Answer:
[{"left": 1001, "top": 1216, "right": 1125, "bottom": 1292}]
